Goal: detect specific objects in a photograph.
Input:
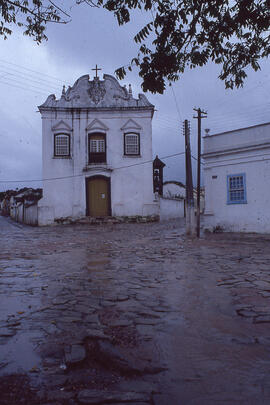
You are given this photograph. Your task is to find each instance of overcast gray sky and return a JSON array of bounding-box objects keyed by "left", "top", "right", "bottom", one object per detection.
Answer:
[{"left": 0, "top": 2, "right": 270, "bottom": 191}]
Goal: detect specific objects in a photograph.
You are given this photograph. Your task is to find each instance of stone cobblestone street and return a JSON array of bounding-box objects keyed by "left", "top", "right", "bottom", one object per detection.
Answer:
[{"left": 1, "top": 216, "right": 270, "bottom": 404}]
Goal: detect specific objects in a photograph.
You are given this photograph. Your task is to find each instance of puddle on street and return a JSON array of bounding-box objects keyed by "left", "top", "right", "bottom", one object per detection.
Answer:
[
  {"left": 0, "top": 295, "right": 33, "bottom": 321},
  {"left": 0, "top": 331, "right": 42, "bottom": 376},
  {"left": 0, "top": 261, "right": 43, "bottom": 378}
]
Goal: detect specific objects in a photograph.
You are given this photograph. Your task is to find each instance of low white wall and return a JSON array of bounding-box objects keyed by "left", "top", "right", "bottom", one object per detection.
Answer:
[
  {"left": 16, "top": 203, "right": 24, "bottom": 223},
  {"left": 24, "top": 204, "right": 38, "bottom": 226},
  {"left": 38, "top": 202, "right": 55, "bottom": 226},
  {"left": 159, "top": 197, "right": 184, "bottom": 221},
  {"left": 10, "top": 205, "right": 16, "bottom": 219},
  {"left": 11, "top": 202, "right": 39, "bottom": 226},
  {"left": 163, "top": 183, "right": 186, "bottom": 199}
]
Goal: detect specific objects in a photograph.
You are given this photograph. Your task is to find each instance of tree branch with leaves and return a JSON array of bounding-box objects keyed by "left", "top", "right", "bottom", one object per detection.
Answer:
[
  {"left": 0, "top": 0, "right": 70, "bottom": 43},
  {"left": 1, "top": 0, "right": 269, "bottom": 93},
  {"left": 96, "top": 0, "right": 270, "bottom": 93}
]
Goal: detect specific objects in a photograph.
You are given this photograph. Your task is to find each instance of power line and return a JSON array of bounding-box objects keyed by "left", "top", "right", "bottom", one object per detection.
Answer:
[
  {"left": 155, "top": 101, "right": 270, "bottom": 132},
  {"left": 191, "top": 154, "right": 205, "bottom": 165},
  {"left": 155, "top": 109, "right": 270, "bottom": 133},
  {"left": 206, "top": 113, "right": 270, "bottom": 130},
  {"left": 0, "top": 68, "right": 63, "bottom": 91},
  {"left": 48, "top": 0, "right": 71, "bottom": 18},
  {"left": 155, "top": 104, "right": 270, "bottom": 129},
  {"left": 0, "top": 59, "right": 65, "bottom": 84},
  {"left": 0, "top": 75, "right": 55, "bottom": 95},
  {"left": 171, "top": 85, "right": 183, "bottom": 122},
  {"left": 209, "top": 102, "right": 270, "bottom": 122},
  {"left": 0, "top": 151, "right": 185, "bottom": 184},
  {"left": 0, "top": 79, "right": 48, "bottom": 96}
]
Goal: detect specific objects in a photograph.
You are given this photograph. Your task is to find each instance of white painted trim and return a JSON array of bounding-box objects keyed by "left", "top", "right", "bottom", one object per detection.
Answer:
[
  {"left": 121, "top": 118, "right": 142, "bottom": 131},
  {"left": 86, "top": 118, "right": 109, "bottom": 131},
  {"left": 51, "top": 120, "right": 72, "bottom": 132}
]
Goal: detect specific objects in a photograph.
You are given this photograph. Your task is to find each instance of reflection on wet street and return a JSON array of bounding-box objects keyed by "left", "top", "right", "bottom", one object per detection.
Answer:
[{"left": 1, "top": 216, "right": 270, "bottom": 404}]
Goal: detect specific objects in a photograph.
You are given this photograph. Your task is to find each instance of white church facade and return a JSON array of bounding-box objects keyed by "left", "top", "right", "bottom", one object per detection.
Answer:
[{"left": 37, "top": 72, "right": 158, "bottom": 225}]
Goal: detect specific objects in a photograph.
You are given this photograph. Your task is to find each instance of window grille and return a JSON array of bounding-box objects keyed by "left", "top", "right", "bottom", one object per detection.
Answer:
[
  {"left": 54, "top": 134, "right": 70, "bottom": 157},
  {"left": 90, "top": 139, "right": 105, "bottom": 153},
  {"left": 227, "top": 174, "right": 247, "bottom": 204},
  {"left": 88, "top": 133, "right": 106, "bottom": 163},
  {"left": 124, "top": 133, "right": 139, "bottom": 155}
]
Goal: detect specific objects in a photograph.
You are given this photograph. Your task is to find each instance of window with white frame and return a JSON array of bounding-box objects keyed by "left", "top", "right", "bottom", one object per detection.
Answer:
[
  {"left": 124, "top": 133, "right": 140, "bottom": 156},
  {"left": 89, "top": 133, "right": 106, "bottom": 163},
  {"left": 54, "top": 133, "right": 70, "bottom": 157},
  {"left": 227, "top": 173, "right": 247, "bottom": 204},
  {"left": 90, "top": 138, "right": 105, "bottom": 153}
]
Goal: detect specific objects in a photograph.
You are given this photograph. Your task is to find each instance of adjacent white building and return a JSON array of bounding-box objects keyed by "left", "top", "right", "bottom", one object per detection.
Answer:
[
  {"left": 37, "top": 73, "right": 158, "bottom": 225},
  {"left": 203, "top": 122, "right": 270, "bottom": 233}
]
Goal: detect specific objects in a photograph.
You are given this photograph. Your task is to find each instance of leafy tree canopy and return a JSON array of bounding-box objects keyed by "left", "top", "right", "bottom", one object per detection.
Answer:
[
  {"left": 96, "top": 0, "right": 270, "bottom": 93},
  {"left": 1, "top": 0, "right": 270, "bottom": 93},
  {"left": 0, "top": 0, "right": 69, "bottom": 43}
]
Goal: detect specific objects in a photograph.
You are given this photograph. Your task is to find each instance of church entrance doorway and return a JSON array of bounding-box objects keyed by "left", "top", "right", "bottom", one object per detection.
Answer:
[{"left": 86, "top": 176, "right": 111, "bottom": 217}]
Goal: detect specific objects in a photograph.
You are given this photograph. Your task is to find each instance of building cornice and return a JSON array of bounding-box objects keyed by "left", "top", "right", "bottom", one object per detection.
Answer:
[
  {"left": 203, "top": 121, "right": 270, "bottom": 139},
  {"left": 203, "top": 140, "right": 270, "bottom": 159},
  {"left": 39, "top": 106, "right": 154, "bottom": 115}
]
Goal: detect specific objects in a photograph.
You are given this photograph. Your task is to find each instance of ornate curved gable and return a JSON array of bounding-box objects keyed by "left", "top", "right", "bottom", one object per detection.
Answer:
[{"left": 38, "top": 74, "right": 154, "bottom": 111}]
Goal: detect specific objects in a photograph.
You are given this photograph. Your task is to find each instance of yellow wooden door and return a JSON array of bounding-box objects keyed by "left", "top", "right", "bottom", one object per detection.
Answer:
[{"left": 87, "top": 177, "right": 109, "bottom": 217}]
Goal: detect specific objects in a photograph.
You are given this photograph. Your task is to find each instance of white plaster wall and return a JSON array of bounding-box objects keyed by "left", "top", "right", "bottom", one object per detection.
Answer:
[
  {"left": 203, "top": 123, "right": 270, "bottom": 233},
  {"left": 38, "top": 111, "right": 75, "bottom": 224},
  {"left": 38, "top": 205, "right": 55, "bottom": 226},
  {"left": 38, "top": 108, "right": 156, "bottom": 224},
  {"left": 159, "top": 197, "right": 185, "bottom": 221}
]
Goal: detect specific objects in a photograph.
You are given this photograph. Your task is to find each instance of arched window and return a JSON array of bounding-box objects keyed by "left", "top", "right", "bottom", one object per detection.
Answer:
[
  {"left": 88, "top": 133, "right": 106, "bottom": 163},
  {"left": 54, "top": 133, "right": 70, "bottom": 157},
  {"left": 124, "top": 132, "right": 140, "bottom": 156}
]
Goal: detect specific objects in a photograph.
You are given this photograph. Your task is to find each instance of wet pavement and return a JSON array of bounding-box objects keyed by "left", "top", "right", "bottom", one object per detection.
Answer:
[{"left": 1, "top": 216, "right": 270, "bottom": 404}]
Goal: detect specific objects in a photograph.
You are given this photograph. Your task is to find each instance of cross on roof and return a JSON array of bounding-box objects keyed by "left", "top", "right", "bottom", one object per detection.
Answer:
[{"left": 92, "top": 64, "right": 102, "bottom": 78}]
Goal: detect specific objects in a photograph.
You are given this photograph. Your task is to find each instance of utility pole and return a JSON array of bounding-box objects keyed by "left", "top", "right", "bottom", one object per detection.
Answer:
[
  {"left": 183, "top": 119, "right": 195, "bottom": 237},
  {"left": 193, "top": 108, "right": 207, "bottom": 238}
]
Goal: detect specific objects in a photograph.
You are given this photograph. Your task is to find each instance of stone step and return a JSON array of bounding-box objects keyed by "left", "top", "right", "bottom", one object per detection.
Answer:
[{"left": 54, "top": 215, "right": 159, "bottom": 225}]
